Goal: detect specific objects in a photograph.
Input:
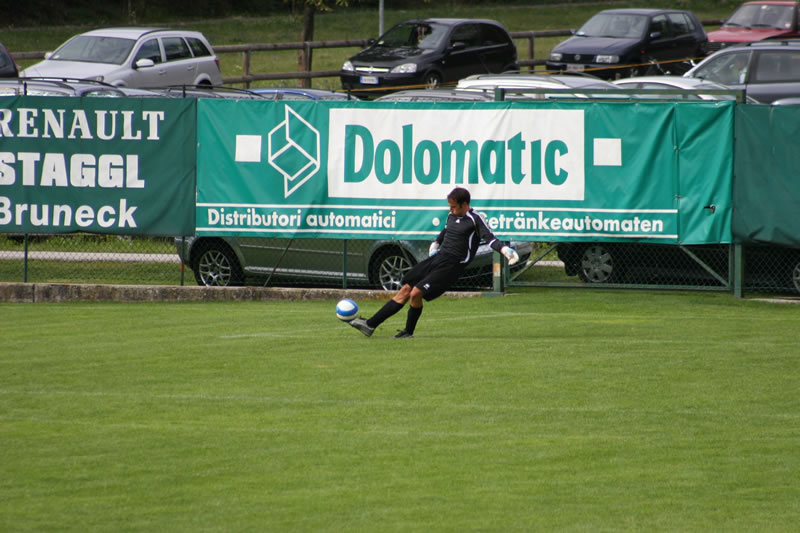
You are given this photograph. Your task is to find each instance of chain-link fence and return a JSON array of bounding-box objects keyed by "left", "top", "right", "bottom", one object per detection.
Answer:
[
  {"left": 3, "top": 233, "right": 799, "bottom": 296},
  {"left": 510, "top": 242, "right": 800, "bottom": 296}
]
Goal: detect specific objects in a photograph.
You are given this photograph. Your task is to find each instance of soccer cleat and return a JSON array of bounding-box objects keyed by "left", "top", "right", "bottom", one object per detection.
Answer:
[
  {"left": 349, "top": 317, "right": 375, "bottom": 338},
  {"left": 393, "top": 329, "right": 413, "bottom": 339}
]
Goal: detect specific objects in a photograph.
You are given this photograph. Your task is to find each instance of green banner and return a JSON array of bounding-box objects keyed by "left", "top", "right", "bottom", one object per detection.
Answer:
[
  {"left": 0, "top": 96, "right": 196, "bottom": 235},
  {"left": 733, "top": 105, "right": 800, "bottom": 247},
  {"left": 196, "top": 99, "right": 734, "bottom": 244}
]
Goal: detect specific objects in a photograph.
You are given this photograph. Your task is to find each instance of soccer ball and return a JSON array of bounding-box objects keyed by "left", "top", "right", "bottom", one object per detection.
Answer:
[{"left": 335, "top": 298, "right": 358, "bottom": 321}]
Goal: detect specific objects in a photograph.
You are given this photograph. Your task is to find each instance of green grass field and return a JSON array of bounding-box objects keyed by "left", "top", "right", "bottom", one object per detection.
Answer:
[{"left": 2, "top": 289, "right": 798, "bottom": 531}]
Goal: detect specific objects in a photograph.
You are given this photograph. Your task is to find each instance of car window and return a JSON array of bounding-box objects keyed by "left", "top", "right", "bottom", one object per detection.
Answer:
[
  {"left": 186, "top": 37, "right": 211, "bottom": 57},
  {"left": 649, "top": 15, "right": 671, "bottom": 38},
  {"left": 727, "top": 4, "right": 795, "bottom": 29},
  {"left": 450, "top": 23, "right": 482, "bottom": 48},
  {"left": 668, "top": 13, "right": 690, "bottom": 36},
  {"left": 577, "top": 13, "right": 648, "bottom": 39},
  {"left": 162, "top": 37, "right": 192, "bottom": 61},
  {"left": 694, "top": 51, "right": 751, "bottom": 85},
  {"left": 753, "top": 51, "right": 800, "bottom": 83},
  {"left": 377, "top": 22, "right": 446, "bottom": 50},
  {"left": 134, "top": 38, "right": 162, "bottom": 64},
  {"left": 481, "top": 24, "right": 511, "bottom": 46},
  {"left": 51, "top": 36, "right": 135, "bottom": 65}
]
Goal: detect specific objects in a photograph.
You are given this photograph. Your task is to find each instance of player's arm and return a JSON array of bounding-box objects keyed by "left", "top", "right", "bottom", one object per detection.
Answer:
[
  {"left": 429, "top": 226, "right": 446, "bottom": 256},
  {"left": 476, "top": 214, "right": 520, "bottom": 265}
]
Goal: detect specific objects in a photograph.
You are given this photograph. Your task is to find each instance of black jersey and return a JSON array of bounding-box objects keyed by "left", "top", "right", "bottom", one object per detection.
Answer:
[{"left": 434, "top": 208, "right": 505, "bottom": 264}]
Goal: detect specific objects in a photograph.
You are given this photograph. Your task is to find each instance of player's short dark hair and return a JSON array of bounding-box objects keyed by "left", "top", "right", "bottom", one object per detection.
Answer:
[{"left": 448, "top": 187, "right": 470, "bottom": 205}]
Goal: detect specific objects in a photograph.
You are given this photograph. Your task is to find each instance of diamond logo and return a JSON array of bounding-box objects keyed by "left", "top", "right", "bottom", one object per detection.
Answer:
[{"left": 267, "top": 106, "right": 321, "bottom": 198}]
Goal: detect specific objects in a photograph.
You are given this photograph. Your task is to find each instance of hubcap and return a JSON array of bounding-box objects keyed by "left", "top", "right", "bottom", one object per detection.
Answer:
[{"left": 198, "top": 250, "right": 232, "bottom": 286}]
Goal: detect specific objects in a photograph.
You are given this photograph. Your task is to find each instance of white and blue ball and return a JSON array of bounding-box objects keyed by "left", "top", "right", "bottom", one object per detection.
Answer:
[{"left": 335, "top": 298, "right": 359, "bottom": 321}]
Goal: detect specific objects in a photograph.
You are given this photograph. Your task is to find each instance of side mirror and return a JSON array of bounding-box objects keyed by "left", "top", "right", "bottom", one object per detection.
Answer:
[
  {"left": 649, "top": 31, "right": 662, "bottom": 40},
  {"left": 449, "top": 42, "right": 466, "bottom": 51},
  {"left": 134, "top": 58, "right": 155, "bottom": 69},
  {"left": 44, "top": 52, "right": 53, "bottom": 59}
]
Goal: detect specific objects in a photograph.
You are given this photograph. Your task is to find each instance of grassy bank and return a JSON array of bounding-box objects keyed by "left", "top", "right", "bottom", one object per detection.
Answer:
[{"left": 4, "top": 1, "right": 735, "bottom": 90}]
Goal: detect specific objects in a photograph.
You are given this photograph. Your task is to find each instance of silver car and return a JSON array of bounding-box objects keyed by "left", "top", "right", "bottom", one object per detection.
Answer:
[
  {"left": 176, "top": 236, "right": 532, "bottom": 290},
  {"left": 21, "top": 27, "right": 222, "bottom": 88}
]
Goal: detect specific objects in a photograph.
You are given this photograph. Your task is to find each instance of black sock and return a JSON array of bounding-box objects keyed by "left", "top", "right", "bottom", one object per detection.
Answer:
[
  {"left": 405, "top": 305, "right": 423, "bottom": 334},
  {"left": 367, "top": 299, "right": 403, "bottom": 328}
]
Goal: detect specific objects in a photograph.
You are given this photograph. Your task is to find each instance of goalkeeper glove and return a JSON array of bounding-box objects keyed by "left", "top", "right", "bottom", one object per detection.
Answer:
[
  {"left": 501, "top": 246, "right": 519, "bottom": 266},
  {"left": 429, "top": 241, "right": 440, "bottom": 257}
]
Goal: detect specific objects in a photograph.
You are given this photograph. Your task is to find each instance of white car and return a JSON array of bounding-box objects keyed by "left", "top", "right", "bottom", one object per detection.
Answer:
[
  {"left": 455, "top": 72, "right": 620, "bottom": 99},
  {"left": 21, "top": 27, "right": 223, "bottom": 88},
  {"left": 612, "top": 75, "right": 748, "bottom": 101}
]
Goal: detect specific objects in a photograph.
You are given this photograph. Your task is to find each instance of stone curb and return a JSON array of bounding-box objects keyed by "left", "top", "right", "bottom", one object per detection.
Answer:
[{"left": 0, "top": 282, "right": 485, "bottom": 303}]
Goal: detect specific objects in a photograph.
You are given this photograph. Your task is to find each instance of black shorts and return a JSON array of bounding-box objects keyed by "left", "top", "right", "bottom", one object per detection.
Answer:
[{"left": 402, "top": 253, "right": 465, "bottom": 301}]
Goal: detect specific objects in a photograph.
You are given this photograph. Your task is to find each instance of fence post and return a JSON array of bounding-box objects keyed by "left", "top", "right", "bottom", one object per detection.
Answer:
[
  {"left": 732, "top": 243, "right": 744, "bottom": 298},
  {"left": 342, "top": 239, "right": 348, "bottom": 289},
  {"left": 527, "top": 34, "right": 535, "bottom": 71},
  {"left": 492, "top": 251, "right": 504, "bottom": 293},
  {"left": 23, "top": 234, "right": 29, "bottom": 283},
  {"left": 242, "top": 50, "right": 251, "bottom": 89}
]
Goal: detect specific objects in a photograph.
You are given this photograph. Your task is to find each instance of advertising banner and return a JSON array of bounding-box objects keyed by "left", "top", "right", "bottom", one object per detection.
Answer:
[
  {"left": 0, "top": 96, "right": 196, "bottom": 236},
  {"left": 196, "top": 99, "right": 734, "bottom": 244},
  {"left": 733, "top": 105, "right": 800, "bottom": 247}
]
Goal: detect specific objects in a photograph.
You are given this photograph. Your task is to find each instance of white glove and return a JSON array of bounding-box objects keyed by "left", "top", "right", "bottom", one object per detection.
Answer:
[
  {"left": 429, "top": 241, "right": 440, "bottom": 257},
  {"left": 501, "top": 246, "right": 519, "bottom": 266}
]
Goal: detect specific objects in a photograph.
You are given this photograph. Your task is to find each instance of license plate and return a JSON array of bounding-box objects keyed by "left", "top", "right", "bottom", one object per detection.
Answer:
[
  {"left": 566, "top": 64, "right": 584, "bottom": 72},
  {"left": 360, "top": 75, "right": 379, "bottom": 85}
]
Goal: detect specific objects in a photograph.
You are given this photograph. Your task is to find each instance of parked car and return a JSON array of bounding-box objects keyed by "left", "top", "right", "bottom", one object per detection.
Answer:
[
  {"left": 250, "top": 88, "right": 359, "bottom": 101},
  {"left": 340, "top": 18, "right": 517, "bottom": 97},
  {"left": 707, "top": 1, "right": 800, "bottom": 53},
  {"left": 375, "top": 88, "right": 495, "bottom": 102},
  {"left": 546, "top": 9, "right": 708, "bottom": 79},
  {"left": 612, "top": 75, "right": 755, "bottom": 101},
  {"left": 556, "top": 241, "right": 800, "bottom": 294},
  {"left": 21, "top": 27, "right": 222, "bottom": 88},
  {"left": 0, "top": 77, "right": 162, "bottom": 97},
  {"left": 150, "top": 85, "right": 267, "bottom": 99},
  {"left": 455, "top": 72, "right": 621, "bottom": 99},
  {"left": 684, "top": 40, "right": 800, "bottom": 103},
  {"left": 176, "top": 236, "right": 532, "bottom": 290},
  {"left": 0, "top": 43, "right": 19, "bottom": 78}
]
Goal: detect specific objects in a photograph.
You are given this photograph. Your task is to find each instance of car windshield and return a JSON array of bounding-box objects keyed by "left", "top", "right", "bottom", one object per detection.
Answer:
[
  {"left": 725, "top": 4, "right": 795, "bottom": 29},
  {"left": 576, "top": 13, "right": 648, "bottom": 39},
  {"left": 376, "top": 22, "right": 448, "bottom": 50},
  {"left": 51, "top": 36, "right": 135, "bottom": 65}
]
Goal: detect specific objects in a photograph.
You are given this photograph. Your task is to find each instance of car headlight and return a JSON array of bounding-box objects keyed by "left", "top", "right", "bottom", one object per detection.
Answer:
[
  {"left": 549, "top": 52, "right": 563, "bottom": 61},
  {"left": 391, "top": 63, "right": 417, "bottom": 74},
  {"left": 342, "top": 60, "right": 354, "bottom": 72},
  {"left": 595, "top": 55, "right": 620, "bottom": 64}
]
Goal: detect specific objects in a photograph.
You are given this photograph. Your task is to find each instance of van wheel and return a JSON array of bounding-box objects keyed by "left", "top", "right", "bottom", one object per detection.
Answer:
[
  {"left": 193, "top": 242, "right": 243, "bottom": 287},
  {"left": 370, "top": 247, "right": 416, "bottom": 291}
]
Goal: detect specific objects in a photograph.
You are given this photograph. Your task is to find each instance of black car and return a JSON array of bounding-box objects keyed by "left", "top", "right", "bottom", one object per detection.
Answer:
[
  {"left": 684, "top": 40, "right": 800, "bottom": 104},
  {"left": 0, "top": 43, "right": 19, "bottom": 78},
  {"left": 340, "top": 18, "right": 517, "bottom": 97},
  {"left": 546, "top": 9, "right": 708, "bottom": 80}
]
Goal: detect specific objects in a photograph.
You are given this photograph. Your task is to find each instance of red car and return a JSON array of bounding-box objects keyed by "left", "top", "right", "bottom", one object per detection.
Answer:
[{"left": 708, "top": 1, "right": 800, "bottom": 52}]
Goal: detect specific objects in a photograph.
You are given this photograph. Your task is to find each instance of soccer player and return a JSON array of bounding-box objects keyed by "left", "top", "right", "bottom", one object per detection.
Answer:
[{"left": 349, "top": 186, "right": 519, "bottom": 338}]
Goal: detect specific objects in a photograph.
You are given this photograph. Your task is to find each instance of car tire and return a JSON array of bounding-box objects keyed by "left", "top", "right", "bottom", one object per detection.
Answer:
[
  {"left": 577, "top": 244, "right": 623, "bottom": 284},
  {"left": 790, "top": 257, "right": 800, "bottom": 294},
  {"left": 424, "top": 72, "right": 442, "bottom": 89},
  {"left": 192, "top": 241, "right": 244, "bottom": 287},
  {"left": 370, "top": 247, "right": 416, "bottom": 291}
]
